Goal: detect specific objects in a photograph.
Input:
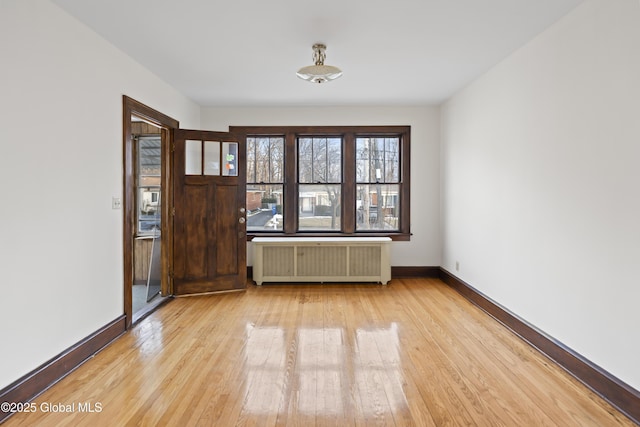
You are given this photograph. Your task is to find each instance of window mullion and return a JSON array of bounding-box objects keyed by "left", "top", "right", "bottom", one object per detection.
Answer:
[
  {"left": 342, "top": 132, "right": 355, "bottom": 233},
  {"left": 284, "top": 131, "right": 297, "bottom": 234}
]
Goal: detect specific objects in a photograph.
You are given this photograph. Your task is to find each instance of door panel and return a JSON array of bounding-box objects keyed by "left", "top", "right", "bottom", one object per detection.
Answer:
[
  {"left": 183, "top": 182, "right": 208, "bottom": 278},
  {"left": 173, "top": 129, "right": 246, "bottom": 295},
  {"left": 215, "top": 184, "right": 238, "bottom": 275}
]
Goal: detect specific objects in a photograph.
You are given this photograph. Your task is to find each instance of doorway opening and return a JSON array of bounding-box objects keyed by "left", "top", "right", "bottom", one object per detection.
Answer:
[
  {"left": 123, "top": 97, "right": 247, "bottom": 326},
  {"left": 123, "top": 96, "right": 179, "bottom": 329}
]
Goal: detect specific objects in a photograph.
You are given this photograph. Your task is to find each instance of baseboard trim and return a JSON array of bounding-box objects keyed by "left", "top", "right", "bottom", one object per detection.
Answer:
[
  {"left": 439, "top": 268, "right": 640, "bottom": 425},
  {"left": 0, "top": 315, "right": 126, "bottom": 424},
  {"left": 392, "top": 266, "right": 440, "bottom": 278}
]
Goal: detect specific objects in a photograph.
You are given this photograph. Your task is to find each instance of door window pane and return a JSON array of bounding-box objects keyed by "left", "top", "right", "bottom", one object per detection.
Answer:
[
  {"left": 222, "top": 142, "right": 238, "bottom": 176},
  {"left": 185, "top": 140, "right": 202, "bottom": 175},
  {"left": 204, "top": 141, "right": 220, "bottom": 175},
  {"left": 298, "top": 184, "right": 341, "bottom": 231}
]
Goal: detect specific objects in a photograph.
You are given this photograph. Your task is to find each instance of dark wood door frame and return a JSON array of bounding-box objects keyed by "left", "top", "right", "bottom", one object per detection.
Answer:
[{"left": 123, "top": 96, "right": 178, "bottom": 329}]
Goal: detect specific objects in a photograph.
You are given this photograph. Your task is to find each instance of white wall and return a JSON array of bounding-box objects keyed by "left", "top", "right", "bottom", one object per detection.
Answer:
[
  {"left": 441, "top": 0, "right": 640, "bottom": 390},
  {"left": 200, "top": 106, "right": 441, "bottom": 267},
  {"left": 0, "top": 0, "right": 200, "bottom": 389}
]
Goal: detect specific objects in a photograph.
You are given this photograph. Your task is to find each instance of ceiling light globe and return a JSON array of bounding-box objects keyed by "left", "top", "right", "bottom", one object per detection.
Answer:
[{"left": 296, "top": 65, "right": 343, "bottom": 83}]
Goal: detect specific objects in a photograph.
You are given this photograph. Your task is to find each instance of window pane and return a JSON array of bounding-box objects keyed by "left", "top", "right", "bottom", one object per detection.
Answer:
[
  {"left": 356, "top": 184, "right": 399, "bottom": 231},
  {"left": 298, "top": 184, "right": 341, "bottom": 231},
  {"left": 312, "top": 138, "right": 327, "bottom": 183},
  {"left": 246, "top": 184, "right": 283, "bottom": 231},
  {"left": 369, "top": 138, "right": 385, "bottom": 183},
  {"left": 185, "top": 139, "right": 202, "bottom": 175},
  {"left": 203, "top": 141, "right": 220, "bottom": 175},
  {"left": 138, "top": 137, "right": 161, "bottom": 179},
  {"left": 247, "top": 137, "right": 256, "bottom": 182},
  {"left": 222, "top": 142, "right": 238, "bottom": 176},
  {"left": 248, "top": 136, "right": 284, "bottom": 184},
  {"left": 356, "top": 138, "right": 368, "bottom": 182},
  {"left": 356, "top": 137, "right": 399, "bottom": 184},
  {"left": 270, "top": 137, "right": 284, "bottom": 182},
  {"left": 138, "top": 187, "right": 161, "bottom": 232},
  {"left": 327, "top": 138, "right": 342, "bottom": 182},
  {"left": 137, "top": 137, "right": 161, "bottom": 235},
  {"left": 298, "top": 138, "right": 313, "bottom": 183},
  {"left": 385, "top": 138, "right": 400, "bottom": 182},
  {"left": 299, "top": 137, "right": 341, "bottom": 183},
  {"left": 255, "top": 137, "right": 270, "bottom": 182}
]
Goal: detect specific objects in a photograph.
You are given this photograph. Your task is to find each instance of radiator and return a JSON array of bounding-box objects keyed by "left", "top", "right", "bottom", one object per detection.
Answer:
[{"left": 252, "top": 237, "right": 391, "bottom": 285}]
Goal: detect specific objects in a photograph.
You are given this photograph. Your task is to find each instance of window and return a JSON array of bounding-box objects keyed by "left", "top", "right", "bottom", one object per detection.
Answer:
[
  {"left": 356, "top": 137, "right": 400, "bottom": 231},
  {"left": 246, "top": 137, "right": 284, "bottom": 231},
  {"left": 298, "top": 137, "right": 342, "bottom": 231},
  {"left": 232, "top": 126, "right": 410, "bottom": 240}
]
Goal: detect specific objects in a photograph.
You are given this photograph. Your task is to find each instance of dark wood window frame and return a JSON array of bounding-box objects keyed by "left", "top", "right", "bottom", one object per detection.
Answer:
[{"left": 231, "top": 125, "right": 411, "bottom": 241}]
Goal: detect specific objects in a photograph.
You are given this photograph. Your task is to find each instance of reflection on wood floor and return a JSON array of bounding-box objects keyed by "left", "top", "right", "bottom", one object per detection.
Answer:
[{"left": 5, "top": 278, "right": 634, "bottom": 426}]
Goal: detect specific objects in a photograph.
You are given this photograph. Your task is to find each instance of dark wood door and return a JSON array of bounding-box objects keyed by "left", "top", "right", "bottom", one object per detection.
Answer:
[{"left": 172, "top": 129, "right": 246, "bottom": 295}]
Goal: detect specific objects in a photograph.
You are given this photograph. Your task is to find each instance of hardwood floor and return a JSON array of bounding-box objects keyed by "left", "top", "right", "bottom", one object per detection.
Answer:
[{"left": 4, "top": 278, "right": 634, "bottom": 426}]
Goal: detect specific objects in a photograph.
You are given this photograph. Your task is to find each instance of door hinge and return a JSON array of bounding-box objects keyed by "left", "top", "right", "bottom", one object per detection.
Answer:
[
  {"left": 171, "top": 207, "right": 176, "bottom": 216},
  {"left": 171, "top": 142, "right": 175, "bottom": 153}
]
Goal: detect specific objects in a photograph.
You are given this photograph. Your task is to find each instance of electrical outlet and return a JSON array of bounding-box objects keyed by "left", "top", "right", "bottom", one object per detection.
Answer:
[
  {"left": 112, "top": 197, "right": 122, "bottom": 210},
  {"left": 455, "top": 261, "right": 459, "bottom": 271}
]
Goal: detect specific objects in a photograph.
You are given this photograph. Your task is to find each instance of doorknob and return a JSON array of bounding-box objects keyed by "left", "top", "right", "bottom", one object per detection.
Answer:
[{"left": 239, "top": 217, "right": 246, "bottom": 224}]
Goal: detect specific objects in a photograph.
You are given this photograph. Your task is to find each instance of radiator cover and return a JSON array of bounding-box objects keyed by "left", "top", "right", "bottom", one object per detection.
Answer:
[{"left": 252, "top": 237, "right": 391, "bottom": 285}]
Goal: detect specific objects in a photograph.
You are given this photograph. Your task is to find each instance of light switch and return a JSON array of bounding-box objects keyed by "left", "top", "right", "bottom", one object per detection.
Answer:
[{"left": 112, "top": 197, "right": 122, "bottom": 210}]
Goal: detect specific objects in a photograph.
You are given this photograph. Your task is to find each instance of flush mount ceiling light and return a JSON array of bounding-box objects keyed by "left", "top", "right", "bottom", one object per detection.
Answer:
[{"left": 296, "top": 43, "right": 343, "bottom": 83}]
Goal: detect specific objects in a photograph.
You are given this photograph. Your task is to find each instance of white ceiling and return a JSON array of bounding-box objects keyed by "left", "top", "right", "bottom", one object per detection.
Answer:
[{"left": 52, "top": 0, "right": 583, "bottom": 107}]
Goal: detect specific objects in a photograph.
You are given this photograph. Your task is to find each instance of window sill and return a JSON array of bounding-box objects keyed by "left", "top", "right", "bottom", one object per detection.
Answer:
[{"left": 246, "top": 232, "right": 411, "bottom": 242}]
